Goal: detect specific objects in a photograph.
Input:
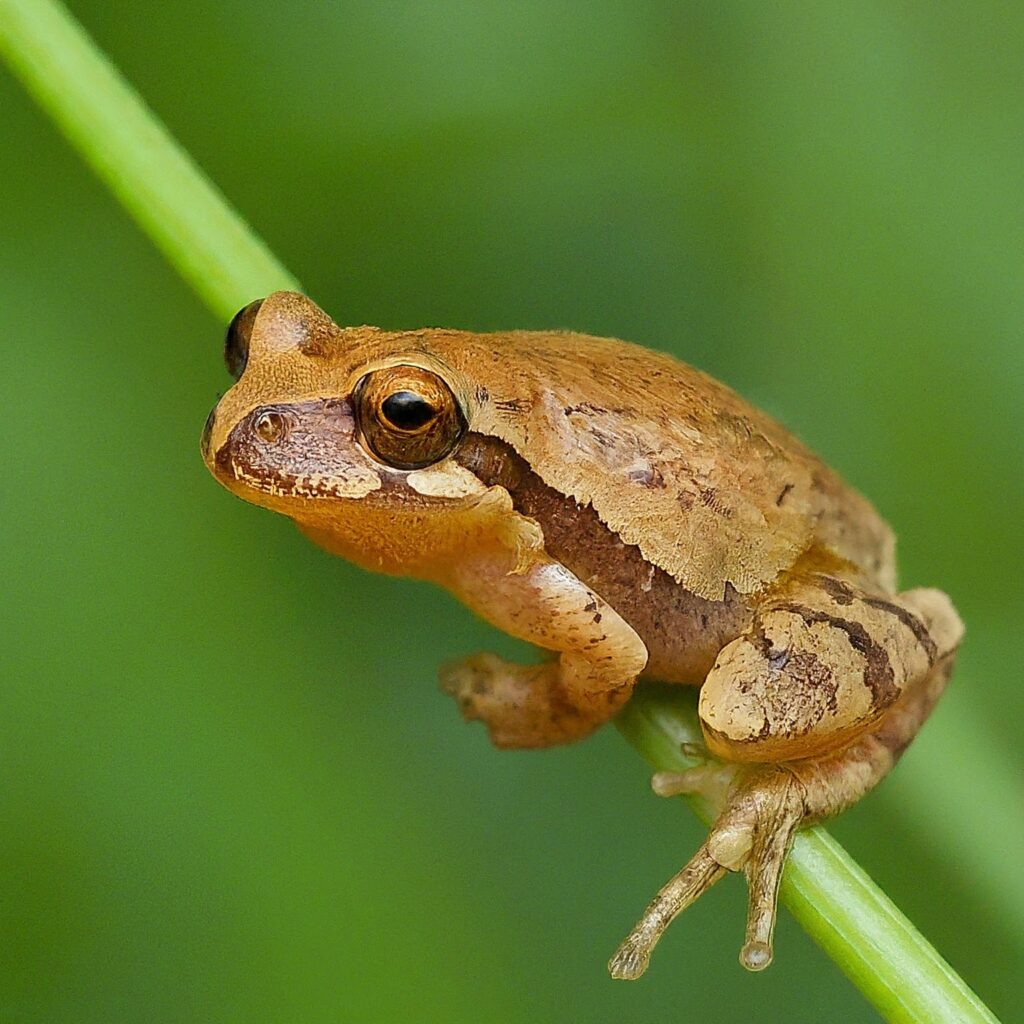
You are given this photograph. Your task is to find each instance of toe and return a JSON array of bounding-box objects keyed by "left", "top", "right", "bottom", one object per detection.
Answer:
[
  {"left": 608, "top": 937, "right": 650, "bottom": 980},
  {"left": 740, "top": 940, "right": 773, "bottom": 972}
]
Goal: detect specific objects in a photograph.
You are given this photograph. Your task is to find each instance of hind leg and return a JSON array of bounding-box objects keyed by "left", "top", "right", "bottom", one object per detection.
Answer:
[{"left": 610, "top": 576, "right": 963, "bottom": 978}]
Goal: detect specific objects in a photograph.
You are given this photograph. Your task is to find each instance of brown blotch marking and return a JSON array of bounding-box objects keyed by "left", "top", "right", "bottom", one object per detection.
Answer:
[
  {"left": 708, "top": 641, "right": 839, "bottom": 749},
  {"left": 776, "top": 649, "right": 837, "bottom": 737},
  {"left": 816, "top": 575, "right": 937, "bottom": 663},
  {"left": 817, "top": 575, "right": 855, "bottom": 605},
  {"left": 563, "top": 401, "right": 613, "bottom": 417},
  {"left": 750, "top": 625, "right": 839, "bottom": 728},
  {"left": 773, "top": 602, "right": 899, "bottom": 708},
  {"left": 785, "top": 650, "right": 839, "bottom": 717},
  {"left": 750, "top": 616, "right": 773, "bottom": 660},
  {"left": 775, "top": 483, "right": 794, "bottom": 506},
  {"left": 861, "top": 595, "right": 938, "bottom": 663},
  {"left": 756, "top": 649, "right": 837, "bottom": 739},
  {"left": 700, "top": 487, "right": 735, "bottom": 519},
  {"left": 561, "top": 397, "right": 630, "bottom": 417},
  {"left": 494, "top": 397, "right": 526, "bottom": 412}
]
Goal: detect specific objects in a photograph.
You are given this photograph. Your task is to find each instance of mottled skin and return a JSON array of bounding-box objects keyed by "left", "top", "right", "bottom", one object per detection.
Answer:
[{"left": 202, "top": 292, "right": 963, "bottom": 977}]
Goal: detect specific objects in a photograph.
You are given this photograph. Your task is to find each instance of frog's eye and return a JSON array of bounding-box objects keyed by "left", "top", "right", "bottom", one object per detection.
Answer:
[
  {"left": 355, "top": 365, "right": 466, "bottom": 470},
  {"left": 224, "top": 298, "right": 264, "bottom": 380}
]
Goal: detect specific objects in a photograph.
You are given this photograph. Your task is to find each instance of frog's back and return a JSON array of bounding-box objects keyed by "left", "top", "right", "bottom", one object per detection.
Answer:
[{"left": 425, "top": 328, "right": 896, "bottom": 600}]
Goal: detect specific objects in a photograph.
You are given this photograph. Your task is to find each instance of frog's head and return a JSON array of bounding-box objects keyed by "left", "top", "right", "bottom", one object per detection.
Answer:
[{"left": 202, "top": 291, "right": 487, "bottom": 574}]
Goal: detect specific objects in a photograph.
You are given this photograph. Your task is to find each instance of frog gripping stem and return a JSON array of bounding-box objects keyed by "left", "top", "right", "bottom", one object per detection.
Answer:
[
  {"left": 737, "top": 773, "right": 804, "bottom": 970},
  {"left": 610, "top": 651, "right": 957, "bottom": 979},
  {"left": 609, "top": 765, "right": 802, "bottom": 978}
]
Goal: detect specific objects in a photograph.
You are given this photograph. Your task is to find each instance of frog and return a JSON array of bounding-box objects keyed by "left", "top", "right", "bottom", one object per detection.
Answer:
[{"left": 201, "top": 291, "right": 963, "bottom": 978}]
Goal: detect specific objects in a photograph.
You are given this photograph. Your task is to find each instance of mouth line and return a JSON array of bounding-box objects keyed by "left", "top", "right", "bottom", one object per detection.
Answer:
[
  {"left": 225, "top": 462, "right": 351, "bottom": 500},
  {"left": 216, "top": 447, "right": 386, "bottom": 503}
]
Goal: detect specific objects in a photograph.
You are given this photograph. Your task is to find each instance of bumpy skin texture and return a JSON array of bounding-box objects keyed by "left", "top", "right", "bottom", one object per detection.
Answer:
[{"left": 203, "top": 292, "right": 963, "bottom": 977}]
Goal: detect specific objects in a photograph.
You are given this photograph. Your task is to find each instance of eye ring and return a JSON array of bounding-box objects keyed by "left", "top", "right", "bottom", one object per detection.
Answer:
[
  {"left": 224, "top": 298, "right": 264, "bottom": 380},
  {"left": 354, "top": 366, "right": 466, "bottom": 470}
]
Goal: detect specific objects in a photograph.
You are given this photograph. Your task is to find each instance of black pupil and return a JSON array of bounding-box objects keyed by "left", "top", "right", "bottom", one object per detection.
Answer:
[{"left": 381, "top": 391, "right": 436, "bottom": 431}]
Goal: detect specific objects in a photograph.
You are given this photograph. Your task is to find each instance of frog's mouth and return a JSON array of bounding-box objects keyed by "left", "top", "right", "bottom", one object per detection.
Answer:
[{"left": 206, "top": 397, "right": 384, "bottom": 505}]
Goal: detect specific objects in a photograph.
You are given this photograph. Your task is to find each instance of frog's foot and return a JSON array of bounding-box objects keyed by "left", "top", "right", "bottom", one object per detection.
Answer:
[
  {"left": 439, "top": 652, "right": 543, "bottom": 740},
  {"left": 609, "top": 765, "right": 804, "bottom": 979},
  {"left": 650, "top": 761, "right": 738, "bottom": 803},
  {"left": 439, "top": 652, "right": 629, "bottom": 749}
]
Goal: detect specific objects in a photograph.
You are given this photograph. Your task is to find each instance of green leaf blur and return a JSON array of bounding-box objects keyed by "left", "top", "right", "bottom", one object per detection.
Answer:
[{"left": 1, "top": 3, "right": 1021, "bottom": 1022}]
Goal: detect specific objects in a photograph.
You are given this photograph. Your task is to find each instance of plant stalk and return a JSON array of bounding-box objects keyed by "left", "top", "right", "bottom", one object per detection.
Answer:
[{"left": 0, "top": 0, "right": 299, "bottom": 320}]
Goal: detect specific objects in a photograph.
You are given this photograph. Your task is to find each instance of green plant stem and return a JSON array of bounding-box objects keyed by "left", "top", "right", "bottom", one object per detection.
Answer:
[
  {"left": 0, "top": 0, "right": 298, "bottom": 321},
  {"left": 617, "top": 688, "right": 998, "bottom": 1024},
  {"left": 0, "top": 2, "right": 1001, "bottom": 1022}
]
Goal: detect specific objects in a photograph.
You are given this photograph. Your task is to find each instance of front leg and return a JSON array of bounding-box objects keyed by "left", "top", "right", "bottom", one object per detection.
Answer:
[{"left": 436, "top": 521, "right": 648, "bottom": 749}]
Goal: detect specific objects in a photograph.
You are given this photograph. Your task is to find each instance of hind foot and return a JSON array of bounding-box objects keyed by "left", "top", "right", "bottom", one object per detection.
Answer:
[{"left": 609, "top": 764, "right": 803, "bottom": 978}]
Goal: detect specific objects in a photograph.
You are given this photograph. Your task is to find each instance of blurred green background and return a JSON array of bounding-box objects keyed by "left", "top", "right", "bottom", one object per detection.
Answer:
[{"left": 2, "top": 2, "right": 1023, "bottom": 1021}]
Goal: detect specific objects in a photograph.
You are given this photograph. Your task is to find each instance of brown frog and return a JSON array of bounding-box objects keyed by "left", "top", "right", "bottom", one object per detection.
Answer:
[{"left": 201, "top": 292, "right": 962, "bottom": 977}]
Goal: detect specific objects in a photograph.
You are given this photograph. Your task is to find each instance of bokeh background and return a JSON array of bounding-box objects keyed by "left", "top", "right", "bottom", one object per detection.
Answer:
[{"left": 3, "top": 3, "right": 1023, "bottom": 1022}]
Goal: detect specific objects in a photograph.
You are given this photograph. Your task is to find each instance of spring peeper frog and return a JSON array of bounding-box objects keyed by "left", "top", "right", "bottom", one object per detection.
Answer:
[{"left": 201, "top": 292, "right": 962, "bottom": 977}]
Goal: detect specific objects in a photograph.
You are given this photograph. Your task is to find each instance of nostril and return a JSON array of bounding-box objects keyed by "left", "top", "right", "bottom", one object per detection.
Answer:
[
  {"left": 254, "top": 410, "right": 288, "bottom": 443},
  {"left": 201, "top": 407, "right": 216, "bottom": 456}
]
